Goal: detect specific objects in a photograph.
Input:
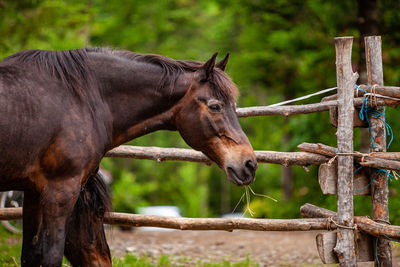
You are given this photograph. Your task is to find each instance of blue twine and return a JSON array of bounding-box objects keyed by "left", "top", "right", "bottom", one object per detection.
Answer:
[
  {"left": 353, "top": 168, "right": 393, "bottom": 193},
  {"left": 376, "top": 238, "right": 380, "bottom": 267},
  {"left": 375, "top": 224, "right": 400, "bottom": 267},
  {"left": 355, "top": 84, "right": 394, "bottom": 149},
  {"left": 354, "top": 84, "right": 397, "bottom": 266},
  {"left": 351, "top": 85, "right": 396, "bottom": 192},
  {"left": 378, "top": 224, "right": 400, "bottom": 243},
  {"left": 353, "top": 166, "right": 363, "bottom": 174}
]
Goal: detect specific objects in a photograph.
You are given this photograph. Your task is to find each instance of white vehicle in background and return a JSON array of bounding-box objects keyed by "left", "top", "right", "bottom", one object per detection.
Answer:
[{"left": 137, "top": 206, "right": 182, "bottom": 231}]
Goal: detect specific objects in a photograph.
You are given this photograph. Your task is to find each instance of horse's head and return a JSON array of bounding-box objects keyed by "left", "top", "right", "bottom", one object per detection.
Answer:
[{"left": 174, "top": 53, "right": 257, "bottom": 186}]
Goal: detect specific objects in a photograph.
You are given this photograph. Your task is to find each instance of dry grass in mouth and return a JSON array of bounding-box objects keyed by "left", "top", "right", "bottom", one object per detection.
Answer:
[{"left": 232, "top": 186, "right": 277, "bottom": 217}]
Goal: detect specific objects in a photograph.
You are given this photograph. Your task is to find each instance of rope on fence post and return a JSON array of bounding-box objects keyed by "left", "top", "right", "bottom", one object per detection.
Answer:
[{"left": 365, "top": 35, "right": 392, "bottom": 267}]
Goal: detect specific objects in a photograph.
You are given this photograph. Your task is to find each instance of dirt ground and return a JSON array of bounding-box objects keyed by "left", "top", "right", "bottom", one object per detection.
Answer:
[{"left": 106, "top": 228, "right": 400, "bottom": 266}]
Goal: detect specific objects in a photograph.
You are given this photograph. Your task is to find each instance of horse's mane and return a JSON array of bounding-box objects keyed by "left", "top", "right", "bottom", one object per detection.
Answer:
[
  {"left": 88, "top": 48, "right": 239, "bottom": 101},
  {"left": 4, "top": 49, "right": 92, "bottom": 99},
  {"left": 5, "top": 48, "right": 238, "bottom": 101}
]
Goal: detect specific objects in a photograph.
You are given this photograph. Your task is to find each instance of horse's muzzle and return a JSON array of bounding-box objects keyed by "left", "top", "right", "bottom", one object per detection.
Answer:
[{"left": 225, "top": 157, "right": 257, "bottom": 186}]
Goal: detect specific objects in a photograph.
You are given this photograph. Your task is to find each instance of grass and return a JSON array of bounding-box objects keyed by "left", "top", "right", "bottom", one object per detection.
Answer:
[
  {"left": 113, "top": 254, "right": 258, "bottom": 267},
  {"left": 0, "top": 225, "right": 258, "bottom": 267},
  {"left": 1, "top": 225, "right": 371, "bottom": 267},
  {"left": 0, "top": 225, "right": 22, "bottom": 266}
]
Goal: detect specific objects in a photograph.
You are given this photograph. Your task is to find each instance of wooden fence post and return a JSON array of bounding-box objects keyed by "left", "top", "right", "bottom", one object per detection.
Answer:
[
  {"left": 365, "top": 35, "right": 392, "bottom": 267},
  {"left": 334, "top": 36, "right": 357, "bottom": 266}
]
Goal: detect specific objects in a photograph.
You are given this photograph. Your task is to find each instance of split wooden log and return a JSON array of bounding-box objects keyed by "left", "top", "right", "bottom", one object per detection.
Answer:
[
  {"left": 106, "top": 145, "right": 330, "bottom": 167},
  {"left": 334, "top": 36, "right": 356, "bottom": 266},
  {"left": 366, "top": 35, "right": 392, "bottom": 267},
  {"left": 318, "top": 162, "right": 371, "bottom": 195},
  {"left": 300, "top": 203, "right": 400, "bottom": 240},
  {"left": 316, "top": 231, "right": 373, "bottom": 264},
  {"left": 329, "top": 107, "right": 368, "bottom": 128},
  {"left": 297, "top": 142, "right": 400, "bottom": 171}
]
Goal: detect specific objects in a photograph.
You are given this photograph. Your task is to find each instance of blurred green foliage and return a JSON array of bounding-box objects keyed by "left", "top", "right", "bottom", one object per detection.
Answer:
[{"left": 1, "top": 0, "right": 400, "bottom": 222}]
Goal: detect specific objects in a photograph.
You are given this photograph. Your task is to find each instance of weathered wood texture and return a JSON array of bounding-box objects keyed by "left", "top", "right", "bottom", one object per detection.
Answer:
[
  {"left": 297, "top": 142, "right": 337, "bottom": 157},
  {"left": 298, "top": 142, "right": 400, "bottom": 171},
  {"left": 318, "top": 162, "right": 371, "bottom": 195},
  {"left": 322, "top": 85, "right": 400, "bottom": 102},
  {"left": 316, "top": 232, "right": 373, "bottom": 264},
  {"left": 366, "top": 35, "right": 392, "bottom": 267},
  {"left": 329, "top": 107, "right": 368, "bottom": 128},
  {"left": 0, "top": 207, "right": 21, "bottom": 220},
  {"left": 236, "top": 97, "right": 394, "bottom": 118},
  {"left": 359, "top": 157, "right": 400, "bottom": 171},
  {"left": 357, "top": 85, "right": 400, "bottom": 99},
  {"left": 3, "top": 206, "right": 400, "bottom": 240},
  {"left": 298, "top": 142, "right": 399, "bottom": 160},
  {"left": 236, "top": 101, "right": 337, "bottom": 117},
  {"left": 105, "top": 213, "right": 331, "bottom": 231},
  {"left": 334, "top": 36, "right": 356, "bottom": 266},
  {"left": 300, "top": 203, "right": 400, "bottom": 240},
  {"left": 0, "top": 207, "right": 332, "bottom": 232},
  {"left": 105, "top": 145, "right": 329, "bottom": 166},
  {"left": 316, "top": 232, "right": 339, "bottom": 264}
]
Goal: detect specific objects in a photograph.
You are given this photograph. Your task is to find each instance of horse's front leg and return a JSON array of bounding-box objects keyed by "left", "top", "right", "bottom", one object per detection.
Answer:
[
  {"left": 21, "top": 190, "right": 42, "bottom": 267},
  {"left": 22, "top": 177, "right": 80, "bottom": 267}
]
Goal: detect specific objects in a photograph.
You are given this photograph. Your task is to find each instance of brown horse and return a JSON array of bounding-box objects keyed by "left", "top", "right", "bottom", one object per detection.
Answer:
[{"left": 0, "top": 48, "right": 257, "bottom": 266}]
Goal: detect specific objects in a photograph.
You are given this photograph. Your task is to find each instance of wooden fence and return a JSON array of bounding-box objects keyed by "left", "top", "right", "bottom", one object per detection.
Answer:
[{"left": 1, "top": 36, "right": 399, "bottom": 266}]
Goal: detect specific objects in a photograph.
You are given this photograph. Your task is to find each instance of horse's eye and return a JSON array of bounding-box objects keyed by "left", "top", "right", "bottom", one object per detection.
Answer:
[{"left": 208, "top": 103, "right": 222, "bottom": 113}]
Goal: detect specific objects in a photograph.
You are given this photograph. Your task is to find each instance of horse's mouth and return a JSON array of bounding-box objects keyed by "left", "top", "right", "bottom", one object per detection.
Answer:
[{"left": 226, "top": 166, "right": 255, "bottom": 186}]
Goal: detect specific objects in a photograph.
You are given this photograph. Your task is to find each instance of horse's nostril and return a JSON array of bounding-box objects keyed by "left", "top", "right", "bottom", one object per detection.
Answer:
[{"left": 245, "top": 159, "right": 257, "bottom": 173}]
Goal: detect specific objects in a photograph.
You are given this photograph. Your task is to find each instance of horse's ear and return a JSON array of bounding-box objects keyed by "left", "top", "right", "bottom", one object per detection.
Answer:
[
  {"left": 215, "top": 53, "right": 229, "bottom": 71},
  {"left": 199, "top": 52, "right": 218, "bottom": 81}
]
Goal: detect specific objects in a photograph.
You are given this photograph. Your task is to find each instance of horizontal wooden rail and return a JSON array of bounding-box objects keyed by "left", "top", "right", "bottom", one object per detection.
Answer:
[
  {"left": 106, "top": 143, "right": 400, "bottom": 171},
  {"left": 0, "top": 207, "right": 342, "bottom": 232},
  {"left": 236, "top": 97, "right": 397, "bottom": 118},
  {"left": 298, "top": 142, "right": 400, "bottom": 171},
  {"left": 106, "top": 143, "right": 400, "bottom": 172},
  {"left": 300, "top": 203, "right": 400, "bottom": 240},
  {"left": 105, "top": 145, "right": 329, "bottom": 166},
  {"left": 2, "top": 206, "right": 400, "bottom": 237},
  {"left": 322, "top": 85, "right": 400, "bottom": 102},
  {"left": 106, "top": 212, "right": 330, "bottom": 231}
]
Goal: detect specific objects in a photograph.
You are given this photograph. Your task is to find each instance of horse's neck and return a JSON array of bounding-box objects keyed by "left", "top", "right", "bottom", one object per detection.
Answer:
[{"left": 89, "top": 53, "right": 190, "bottom": 148}]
